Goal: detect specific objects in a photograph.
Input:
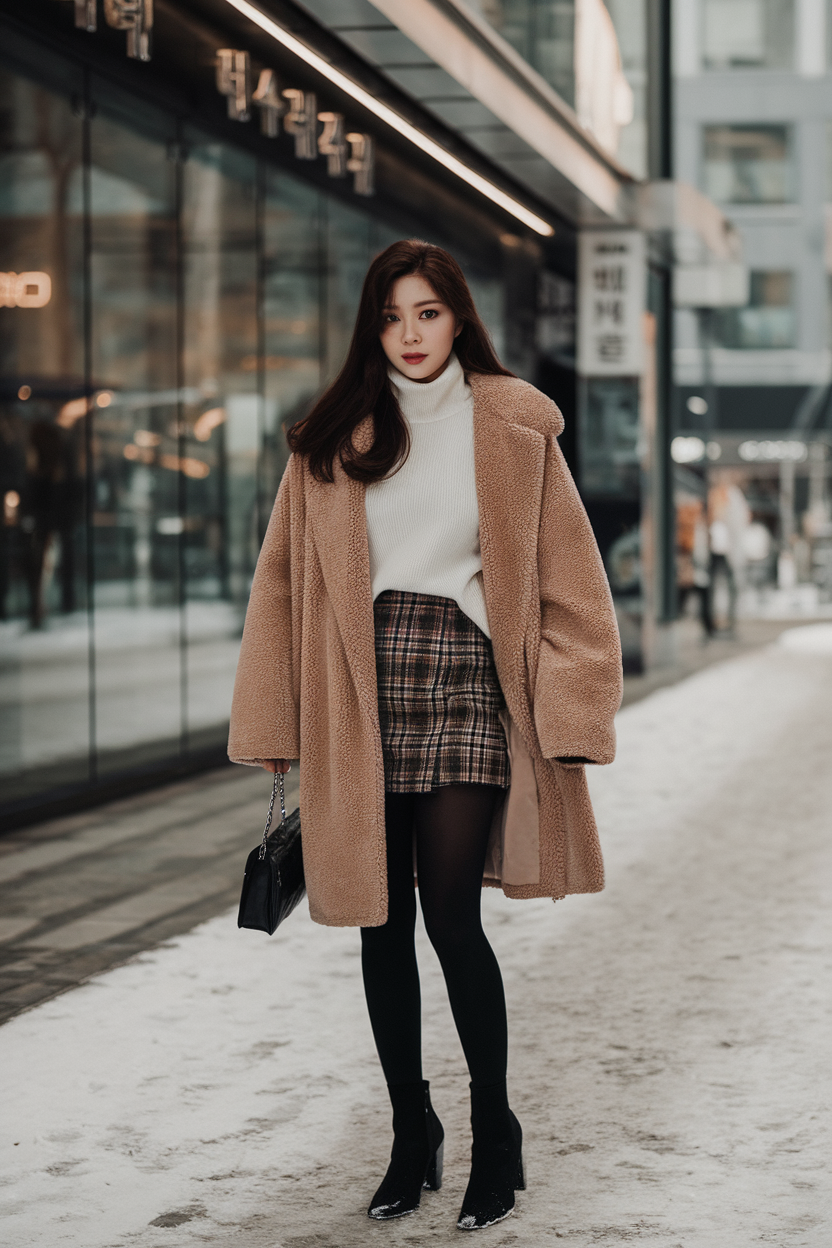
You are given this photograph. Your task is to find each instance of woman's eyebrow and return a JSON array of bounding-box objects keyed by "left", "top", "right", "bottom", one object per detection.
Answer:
[{"left": 382, "top": 298, "right": 443, "bottom": 310}]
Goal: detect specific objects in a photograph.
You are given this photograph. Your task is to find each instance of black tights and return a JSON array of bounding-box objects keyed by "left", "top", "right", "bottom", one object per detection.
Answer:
[{"left": 360, "top": 784, "right": 508, "bottom": 1089}]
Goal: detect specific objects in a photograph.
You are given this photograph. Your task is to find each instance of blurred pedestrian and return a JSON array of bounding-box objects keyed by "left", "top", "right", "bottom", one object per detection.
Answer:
[
  {"left": 228, "top": 240, "right": 622, "bottom": 1230},
  {"left": 676, "top": 496, "right": 713, "bottom": 636},
  {"left": 708, "top": 472, "right": 751, "bottom": 633},
  {"left": 19, "top": 418, "right": 75, "bottom": 628}
]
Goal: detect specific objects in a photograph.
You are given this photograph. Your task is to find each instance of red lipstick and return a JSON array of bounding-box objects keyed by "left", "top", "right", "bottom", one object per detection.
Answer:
[{"left": 402, "top": 353, "right": 427, "bottom": 364}]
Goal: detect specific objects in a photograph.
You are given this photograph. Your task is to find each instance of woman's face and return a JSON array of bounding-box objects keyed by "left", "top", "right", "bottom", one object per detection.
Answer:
[{"left": 379, "top": 274, "right": 461, "bottom": 383}]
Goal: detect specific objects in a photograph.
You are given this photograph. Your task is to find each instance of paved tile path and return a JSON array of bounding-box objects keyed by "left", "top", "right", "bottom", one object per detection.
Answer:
[{"left": 0, "top": 765, "right": 288, "bottom": 1024}]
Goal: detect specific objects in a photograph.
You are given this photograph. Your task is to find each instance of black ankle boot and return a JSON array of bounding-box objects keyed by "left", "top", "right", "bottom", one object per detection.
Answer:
[
  {"left": 368, "top": 1079, "right": 444, "bottom": 1220},
  {"left": 457, "top": 1080, "right": 525, "bottom": 1231}
]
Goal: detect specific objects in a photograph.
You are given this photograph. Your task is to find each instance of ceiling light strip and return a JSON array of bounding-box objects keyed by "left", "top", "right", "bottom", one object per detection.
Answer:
[{"left": 222, "top": 0, "right": 555, "bottom": 236}]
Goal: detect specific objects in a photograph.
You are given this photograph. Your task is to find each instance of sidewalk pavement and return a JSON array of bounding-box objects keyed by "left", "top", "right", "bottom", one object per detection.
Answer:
[
  {"left": 0, "top": 614, "right": 797, "bottom": 1028},
  {"left": 2, "top": 626, "right": 831, "bottom": 1246},
  {"left": 0, "top": 764, "right": 287, "bottom": 1025},
  {"left": 619, "top": 615, "right": 804, "bottom": 707}
]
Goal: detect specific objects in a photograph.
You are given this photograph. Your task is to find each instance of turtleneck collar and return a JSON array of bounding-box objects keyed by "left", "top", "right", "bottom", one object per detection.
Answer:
[{"left": 388, "top": 352, "right": 471, "bottom": 424}]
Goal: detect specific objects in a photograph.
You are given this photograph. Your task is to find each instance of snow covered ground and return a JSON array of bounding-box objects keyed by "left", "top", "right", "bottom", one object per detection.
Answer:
[{"left": 2, "top": 637, "right": 831, "bottom": 1247}]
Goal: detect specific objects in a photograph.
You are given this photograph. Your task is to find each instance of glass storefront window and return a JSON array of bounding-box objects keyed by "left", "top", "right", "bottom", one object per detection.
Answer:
[
  {"left": 263, "top": 170, "right": 323, "bottom": 512},
  {"left": 703, "top": 124, "right": 794, "bottom": 203},
  {"left": 0, "top": 41, "right": 511, "bottom": 819},
  {"left": 181, "top": 139, "right": 260, "bottom": 757},
  {"left": 605, "top": 0, "right": 647, "bottom": 179},
  {"left": 89, "top": 94, "right": 182, "bottom": 773},
  {"left": 714, "top": 270, "right": 796, "bottom": 348},
  {"left": 471, "top": 1, "right": 644, "bottom": 176},
  {"left": 323, "top": 199, "right": 375, "bottom": 382},
  {"left": 471, "top": 1, "right": 576, "bottom": 105},
  {"left": 578, "top": 377, "right": 641, "bottom": 498},
  {"left": 0, "top": 67, "right": 89, "bottom": 799},
  {"left": 702, "top": 0, "right": 794, "bottom": 71}
]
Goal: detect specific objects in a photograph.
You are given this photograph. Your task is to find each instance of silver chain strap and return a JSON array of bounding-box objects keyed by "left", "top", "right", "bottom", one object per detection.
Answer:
[{"left": 258, "top": 768, "right": 287, "bottom": 860}]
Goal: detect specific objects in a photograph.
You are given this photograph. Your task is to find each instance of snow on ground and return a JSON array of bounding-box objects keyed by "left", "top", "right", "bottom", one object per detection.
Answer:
[
  {"left": 2, "top": 639, "right": 832, "bottom": 1247},
  {"left": 779, "top": 622, "right": 832, "bottom": 654}
]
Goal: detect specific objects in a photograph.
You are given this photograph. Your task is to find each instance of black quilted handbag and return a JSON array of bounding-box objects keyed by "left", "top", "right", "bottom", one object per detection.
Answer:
[{"left": 238, "top": 769, "right": 305, "bottom": 934}]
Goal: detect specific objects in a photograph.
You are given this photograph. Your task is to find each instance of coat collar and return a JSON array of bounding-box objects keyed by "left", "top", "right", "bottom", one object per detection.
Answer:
[
  {"left": 305, "top": 375, "right": 548, "bottom": 697},
  {"left": 469, "top": 375, "right": 547, "bottom": 650}
]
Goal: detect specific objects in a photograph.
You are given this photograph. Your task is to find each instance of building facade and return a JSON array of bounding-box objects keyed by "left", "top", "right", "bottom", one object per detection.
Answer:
[
  {"left": 674, "top": 0, "right": 832, "bottom": 415},
  {"left": 1, "top": 0, "right": 667, "bottom": 826},
  {"left": 673, "top": 0, "right": 832, "bottom": 598}
]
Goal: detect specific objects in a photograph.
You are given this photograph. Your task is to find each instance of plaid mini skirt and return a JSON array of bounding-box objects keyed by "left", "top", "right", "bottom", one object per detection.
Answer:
[{"left": 373, "top": 590, "right": 510, "bottom": 793}]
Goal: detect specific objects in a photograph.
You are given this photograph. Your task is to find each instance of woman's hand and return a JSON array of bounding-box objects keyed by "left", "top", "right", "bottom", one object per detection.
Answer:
[{"left": 262, "top": 759, "right": 292, "bottom": 773}]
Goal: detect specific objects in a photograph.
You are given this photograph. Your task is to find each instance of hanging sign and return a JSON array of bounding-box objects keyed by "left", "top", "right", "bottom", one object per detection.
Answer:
[
  {"left": 0, "top": 272, "right": 52, "bottom": 308},
  {"left": 252, "top": 69, "right": 286, "bottom": 137},
  {"left": 216, "top": 48, "right": 251, "bottom": 121},
  {"left": 104, "top": 0, "right": 153, "bottom": 61},
  {"left": 54, "top": 4, "right": 375, "bottom": 196},
  {"left": 215, "top": 51, "right": 373, "bottom": 194},
  {"left": 346, "top": 132, "right": 374, "bottom": 195},
  {"left": 577, "top": 230, "right": 645, "bottom": 376},
  {"left": 283, "top": 89, "right": 319, "bottom": 160}
]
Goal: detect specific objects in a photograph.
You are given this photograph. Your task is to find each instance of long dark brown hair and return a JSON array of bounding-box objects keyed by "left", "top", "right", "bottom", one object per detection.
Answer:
[{"left": 287, "top": 239, "right": 514, "bottom": 483}]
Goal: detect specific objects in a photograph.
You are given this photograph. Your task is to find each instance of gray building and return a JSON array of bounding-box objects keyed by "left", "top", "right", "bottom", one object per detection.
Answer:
[{"left": 674, "top": 0, "right": 832, "bottom": 431}]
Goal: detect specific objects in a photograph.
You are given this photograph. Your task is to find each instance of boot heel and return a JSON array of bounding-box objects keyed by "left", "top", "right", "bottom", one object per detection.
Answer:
[
  {"left": 423, "top": 1139, "right": 443, "bottom": 1191},
  {"left": 514, "top": 1150, "right": 526, "bottom": 1191}
]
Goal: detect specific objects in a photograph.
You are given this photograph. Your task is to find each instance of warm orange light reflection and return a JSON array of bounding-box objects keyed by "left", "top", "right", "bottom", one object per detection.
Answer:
[
  {"left": 193, "top": 407, "right": 226, "bottom": 442},
  {"left": 160, "top": 454, "right": 210, "bottom": 479},
  {"left": 0, "top": 271, "right": 52, "bottom": 308},
  {"left": 4, "top": 490, "right": 20, "bottom": 524},
  {"left": 122, "top": 443, "right": 209, "bottom": 478},
  {"left": 57, "top": 397, "right": 88, "bottom": 428},
  {"left": 134, "top": 430, "right": 161, "bottom": 448},
  {"left": 123, "top": 443, "right": 154, "bottom": 464},
  {"left": 18, "top": 385, "right": 31, "bottom": 400},
  {"left": 56, "top": 391, "right": 115, "bottom": 428}
]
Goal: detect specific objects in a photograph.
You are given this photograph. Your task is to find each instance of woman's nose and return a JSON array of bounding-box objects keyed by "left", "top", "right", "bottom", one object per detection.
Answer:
[{"left": 402, "top": 320, "right": 421, "bottom": 343}]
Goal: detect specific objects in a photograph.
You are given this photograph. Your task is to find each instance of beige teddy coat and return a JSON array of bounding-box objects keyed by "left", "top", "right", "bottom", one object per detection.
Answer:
[{"left": 228, "top": 372, "right": 623, "bottom": 927}]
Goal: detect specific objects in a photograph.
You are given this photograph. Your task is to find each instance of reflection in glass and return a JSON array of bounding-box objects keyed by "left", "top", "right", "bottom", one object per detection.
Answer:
[
  {"left": 0, "top": 50, "right": 511, "bottom": 818},
  {"left": 324, "top": 198, "right": 374, "bottom": 381},
  {"left": 467, "top": 272, "right": 506, "bottom": 362},
  {"left": 702, "top": 0, "right": 794, "bottom": 71},
  {"left": 579, "top": 377, "right": 641, "bottom": 498},
  {"left": 714, "top": 271, "right": 796, "bottom": 349},
  {"left": 263, "top": 170, "right": 322, "bottom": 509},
  {"left": 605, "top": 0, "right": 647, "bottom": 178},
  {"left": 703, "top": 124, "right": 793, "bottom": 204},
  {"left": 472, "top": 1, "right": 576, "bottom": 106},
  {"left": 182, "top": 139, "right": 258, "bottom": 751},
  {"left": 0, "top": 68, "right": 89, "bottom": 799},
  {"left": 89, "top": 99, "right": 181, "bottom": 773}
]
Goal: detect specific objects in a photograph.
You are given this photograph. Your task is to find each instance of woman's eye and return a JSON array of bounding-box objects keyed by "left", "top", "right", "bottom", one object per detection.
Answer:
[{"left": 421, "top": 309, "right": 438, "bottom": 319}]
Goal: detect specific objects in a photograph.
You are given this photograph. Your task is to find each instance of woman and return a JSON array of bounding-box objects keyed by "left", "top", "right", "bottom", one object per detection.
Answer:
[{"left": 229, "top": 240, "right": 622, "bottom": 1230}]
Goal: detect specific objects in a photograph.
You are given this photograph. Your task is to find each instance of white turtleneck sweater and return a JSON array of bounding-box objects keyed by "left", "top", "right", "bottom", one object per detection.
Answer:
[{"left": 365, "top": 353, "right": 490, "bottom": 636}]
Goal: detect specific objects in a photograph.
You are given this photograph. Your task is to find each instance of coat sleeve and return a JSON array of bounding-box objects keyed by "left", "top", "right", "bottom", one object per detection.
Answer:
[
  {"left": 228, "top": 454, "right": 304, "bottom": 766},
  {"left": 533, "top": 432, "right": 623, "bottom": 765}
]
